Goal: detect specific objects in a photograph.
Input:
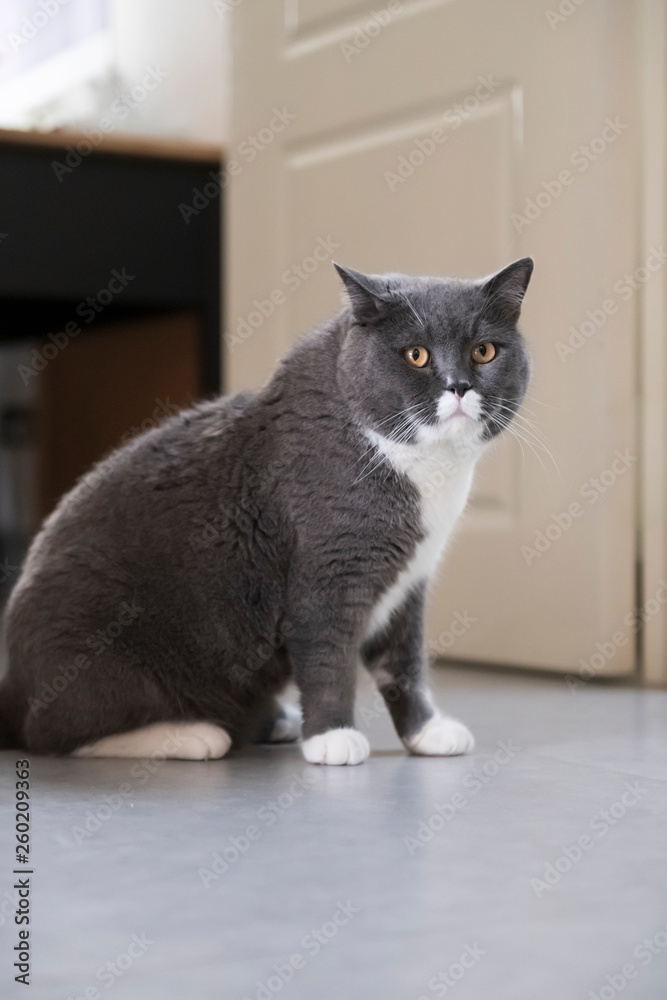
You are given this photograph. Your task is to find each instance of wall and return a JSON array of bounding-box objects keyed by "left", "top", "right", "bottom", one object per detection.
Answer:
[
  {"left": 109, "top": 0, "right": 229, "bottom": 145},
  {"left": 0, "top": 0, "right": 229, "bottom": 144}
]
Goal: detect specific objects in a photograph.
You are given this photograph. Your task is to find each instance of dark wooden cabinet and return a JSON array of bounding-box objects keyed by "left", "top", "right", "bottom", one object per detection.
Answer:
[{"left": 0, "top": 128, "right": 223, "bottom": 586}]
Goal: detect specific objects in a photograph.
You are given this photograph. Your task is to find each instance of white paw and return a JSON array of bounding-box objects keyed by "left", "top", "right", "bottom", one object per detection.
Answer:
[
  {"left": 72, "top": 721, "right": 231, "bottom": 760},
  {"left": 182, "top": 722, "right": 232, "bottom": 760},
  {"left": 302, "top": 727, "right": 370, "bottom": 766},
  {"left": 404, "top": 714, "right": 475, "bottom": 756},
  {"left": 269, "top": 703, "right": 302, "bottom": 743}
]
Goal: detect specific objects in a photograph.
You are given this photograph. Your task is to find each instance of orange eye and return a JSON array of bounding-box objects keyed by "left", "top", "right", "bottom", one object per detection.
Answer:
[
  {"left": 404, "top": 346, "right": 430, "bottom": 368},
  {"left": 471, "top": 342, "right": 497, "bottom": 364}
]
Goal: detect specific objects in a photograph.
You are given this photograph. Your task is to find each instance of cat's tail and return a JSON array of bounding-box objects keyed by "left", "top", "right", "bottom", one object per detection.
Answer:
[{"left": 0, "top": 675, "right": 24, "bottom": 749}]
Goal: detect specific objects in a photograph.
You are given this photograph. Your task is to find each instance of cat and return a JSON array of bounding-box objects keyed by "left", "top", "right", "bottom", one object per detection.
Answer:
[{"left": 0, "top": 257, "right": 533, "bottom": 765}]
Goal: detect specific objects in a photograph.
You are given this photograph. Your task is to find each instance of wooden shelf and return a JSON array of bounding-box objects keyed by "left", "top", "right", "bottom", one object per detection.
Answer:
[{"left": 0, "top": 126, "right": 223, "bottom": 164}]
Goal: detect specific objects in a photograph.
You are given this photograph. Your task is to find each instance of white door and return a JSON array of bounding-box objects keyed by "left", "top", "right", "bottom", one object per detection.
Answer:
[{"left": 226, "top": 0, "right": 644, "bottom": 675}]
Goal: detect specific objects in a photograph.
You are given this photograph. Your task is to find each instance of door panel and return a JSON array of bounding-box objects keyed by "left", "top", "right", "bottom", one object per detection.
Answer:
[
  {"left": 227, "top": 0, "right": 639, "bottom": 674},
  {"left": 288, "top": 0, "right": 374, "bottom": 32}
]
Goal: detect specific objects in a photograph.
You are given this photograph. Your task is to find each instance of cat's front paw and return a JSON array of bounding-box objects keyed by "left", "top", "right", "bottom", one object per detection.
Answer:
[
  {"left": 404, "top": 714, "right": 474, "bottom": 756},
  {"left": 302, "top": 727, "right": 370, "bottom": 766}
]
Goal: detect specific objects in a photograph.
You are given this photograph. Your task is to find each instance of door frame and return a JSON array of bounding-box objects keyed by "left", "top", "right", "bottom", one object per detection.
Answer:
[{"left": 640, "top": 0, "right": 667, "bottom": 685}]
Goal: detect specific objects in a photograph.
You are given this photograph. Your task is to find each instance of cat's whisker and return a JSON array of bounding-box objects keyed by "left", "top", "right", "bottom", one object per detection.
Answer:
[
  {"left": 484, "top": 393, "right": 553, "bottom": 427},
  {"left": 348, "top": 402, "right": 427, "bottom": 481},
  {"left": 483, "top": 395, "right": 559, "bottom": 469},
  {"left": 353, "top": 428, "right": 413, "bottom": 485},
  {"left": 486, "top": 403, "right": 553, "bottom": 449},
  {"left": 353, "top": 407, "right": 434, "bottom": 485},
  {"left": 383, "top": 405, "right": 433, "bottom": 439},
  {"left": 397, "top": 290, "right": 427, "bottom": 331},
  {"left": 494, "top": 417, "right": 546, "bottom": 469},
  {"left": 491, "top": 410, "right": 554, "bottom": 459},
  {"left": 498, "top": 416, "right": 559, "bottom": 475},
  {"left": 495, "top": 422, "right": 528, "bottom": 468},
  {"left": 521, "top": 390, "right": 561, "bottom": 411},
  {"left": 492, "top": 414, "right": 560, "bottom": 482},
  {"left": 372, "top": 402, "right": 432, "bottom": 433}
]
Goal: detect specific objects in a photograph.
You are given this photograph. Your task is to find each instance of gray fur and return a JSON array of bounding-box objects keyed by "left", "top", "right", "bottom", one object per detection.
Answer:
[{"left": 0, "top": 259, "right": 533, "bottom": 754}]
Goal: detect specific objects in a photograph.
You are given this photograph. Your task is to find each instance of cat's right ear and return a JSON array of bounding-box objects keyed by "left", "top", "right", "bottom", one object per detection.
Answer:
[{"left": 333, "top": 263, "right": 393, "bottom": 324}]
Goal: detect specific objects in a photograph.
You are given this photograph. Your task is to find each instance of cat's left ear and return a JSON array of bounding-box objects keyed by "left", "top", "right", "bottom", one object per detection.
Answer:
[
  {"left": 479, "top": 257, "right": 534, "bottom": 324},
  {"left": 333, "top": 263, "right": 394, "bottom": 323}
]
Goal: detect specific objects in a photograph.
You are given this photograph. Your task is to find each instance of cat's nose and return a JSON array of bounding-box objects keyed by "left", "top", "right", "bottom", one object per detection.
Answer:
[{"left": 448, "top": 380, "right": 471, "bottom": 397}]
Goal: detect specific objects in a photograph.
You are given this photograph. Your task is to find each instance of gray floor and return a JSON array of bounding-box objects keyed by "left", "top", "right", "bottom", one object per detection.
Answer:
[{"left": 1, "top": 665, "right": 666, "bottom": 1000}]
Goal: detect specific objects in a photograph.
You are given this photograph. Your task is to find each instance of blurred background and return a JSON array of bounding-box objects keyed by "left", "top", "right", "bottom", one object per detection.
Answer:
[{"left": 0, "top": 0, "right": 665, "bottom": 687}]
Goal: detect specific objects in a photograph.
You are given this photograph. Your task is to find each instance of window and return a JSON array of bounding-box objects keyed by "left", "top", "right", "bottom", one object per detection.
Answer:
[{"left": 0, "top": 0, "right": 110, "bottom": 128}]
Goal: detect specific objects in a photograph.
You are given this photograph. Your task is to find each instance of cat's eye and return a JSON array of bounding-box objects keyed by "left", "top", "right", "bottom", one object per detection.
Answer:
[
  {"left": 404, "top": 346, "right": 430, "bottom": 368},
  {"left": 471, "top": 342, "right": 497, "bottom": 364}
]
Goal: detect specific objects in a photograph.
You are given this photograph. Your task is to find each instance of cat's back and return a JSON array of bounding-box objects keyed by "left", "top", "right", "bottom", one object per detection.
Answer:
[{"left": 7, "top": 392, "right": 257, "bottom": 610}]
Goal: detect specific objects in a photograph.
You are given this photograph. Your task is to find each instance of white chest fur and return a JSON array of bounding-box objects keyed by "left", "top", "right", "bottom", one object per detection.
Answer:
[{"left": 364, "top": 432, "right": 478, "bottom": 640}]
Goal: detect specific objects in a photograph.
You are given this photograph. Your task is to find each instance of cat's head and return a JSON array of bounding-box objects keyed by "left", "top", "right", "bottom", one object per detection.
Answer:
[{"left": 335, "top": 259, "right": 533, "bottom": 452}]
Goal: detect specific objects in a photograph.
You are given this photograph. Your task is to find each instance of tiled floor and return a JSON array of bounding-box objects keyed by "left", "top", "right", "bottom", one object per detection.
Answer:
[{"left": 0, "top": 665, "right": 666, "bottom": 1000}]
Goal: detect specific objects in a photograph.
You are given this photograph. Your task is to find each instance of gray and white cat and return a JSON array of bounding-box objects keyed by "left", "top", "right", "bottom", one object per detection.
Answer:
[{"left": 0, "top": 258, "right": 533, "bottom": 765}]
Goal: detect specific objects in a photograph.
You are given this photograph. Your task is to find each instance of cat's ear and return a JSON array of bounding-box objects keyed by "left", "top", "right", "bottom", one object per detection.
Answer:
[
  {"left": 479, "top": 257, "right": 534, "bottom": 324},
  {"left": 333, "top": 263, "right": 394, "bottom": 323}
]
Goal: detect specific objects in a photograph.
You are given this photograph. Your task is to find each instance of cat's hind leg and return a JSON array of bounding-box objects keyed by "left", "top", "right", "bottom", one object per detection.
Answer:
[
  {"left": 18, "top": 646, "right": 231, "bottom": 759},
  {"left": 253, "top": 698, "right": 302, "bottom": 744},
  {"left": 72, "top": 721, "right": 231, "bottom": 760}
]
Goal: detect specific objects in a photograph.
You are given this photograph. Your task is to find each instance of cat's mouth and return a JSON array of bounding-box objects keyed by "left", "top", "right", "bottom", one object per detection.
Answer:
[
  {"left": 436, "top": 389, "right": 483, "bottom": 424},
  {"left": 409, "top": 401, "right": 486, "bottom": 448}
]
